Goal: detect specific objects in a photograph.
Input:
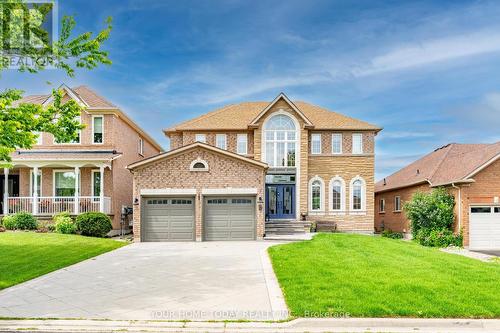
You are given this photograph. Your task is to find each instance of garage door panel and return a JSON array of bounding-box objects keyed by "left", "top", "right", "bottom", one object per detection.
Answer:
[
  {"left": 204, "top": 196, "right": 255, "bottom": 241},
  {"left": 470, "top": 206, "right": 500, "bottom": 250},
  {"left": 143, "top": 197, "right": 195, "bottom": 242}
]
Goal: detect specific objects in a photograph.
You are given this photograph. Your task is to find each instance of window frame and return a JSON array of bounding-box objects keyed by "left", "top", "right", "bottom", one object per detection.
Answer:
[
  {"left": 53, "top": 170, "right": 80, "bottom": 197},
  {"left": 195, "top": 133, "right": 207, "bottom": 143},
  {"left": 332, "top": 133, "right": 342, "bottom": 154},
  {"left": 379, "top": 198, "right": 385, "bottom": 213},
  {"left": 329, "top": 176, "right": 345, "bottom": 213},
  {"left": 349, "top": 176, "right": 366, "bottom": 213},
  {"left": 311, "top": 133, "right": 322, "bottom": 155},
  {"left": 91, "top": 170, "right": 102, "bottom": 199},
  {"left": 394, "top": 196, "right": 402, "bottom": 212},
  {"left": 92, "top": 115, "right": 104, "bottom": 144},
  {"left": 189, "top": 159, "right": 209, "bottom": 172},
  {"left": 237, "top": 133, "right": 248, "bottom": 155},
  {"left": 309, "top": 176, "right": 325, "bottom": 213},
  {"left": 352, "top": 133, "right": 363, "bottom": 154},
  {"left": 263, "top": 114, "right": 297, "bottom": 167},
  {"left": 216, "top": 134, "right": 227, "bottom": 150}
]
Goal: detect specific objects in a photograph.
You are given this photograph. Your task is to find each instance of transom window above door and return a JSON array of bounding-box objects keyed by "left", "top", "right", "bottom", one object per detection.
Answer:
[{"left": 263, "top": 114, "right": 297, "bottom": 167}]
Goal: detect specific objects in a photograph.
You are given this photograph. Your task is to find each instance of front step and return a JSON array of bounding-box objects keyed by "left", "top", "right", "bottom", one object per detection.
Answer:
[{"left": 265, "top": 220, "right": 311, "bottom": 237}]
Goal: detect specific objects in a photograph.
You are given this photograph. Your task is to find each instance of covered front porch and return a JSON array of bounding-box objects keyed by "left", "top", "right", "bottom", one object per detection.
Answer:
[{"left": 1, "top": 159, "right": 112, "bottom": 216}]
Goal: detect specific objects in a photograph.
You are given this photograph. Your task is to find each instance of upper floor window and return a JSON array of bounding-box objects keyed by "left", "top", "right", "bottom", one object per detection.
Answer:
[
  {"left": 237, "top": 134, "right": 248, "bottom": 155},
  {"left": 352, "top": 133, "right": 363, "bottom": 154},
  {"left": 195, "top": 134, "right": 206, "bottom": 143},
  {"left": 92, "top": 116, "right": 104, "bottom": 144},
  {"left": 394, "top": 196, "right": 401, "bottom": 212},
  {"left": 311, "top": 134, "right": 321, "bottom": 154},
  {"left": 55, "top": 116, "right": 80, "bottom": 144},
  {"left": 138, "top": 138, "right": 144, "bottom": 156},
  {"left": 332, "top": 133, "right": 342, "bottom": 154},
  {"left": 263, "top": 114, "right": 297, "bottom": 167},
  {"left": 216, "top": 134, "right": 227, "bottom": 150}
]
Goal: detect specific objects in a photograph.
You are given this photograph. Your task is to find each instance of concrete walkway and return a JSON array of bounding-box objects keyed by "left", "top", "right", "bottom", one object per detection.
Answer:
[
  {"left": 0, "top": 318, "right": 499, "bottom": 333},
  {"left": 0, "top": 241, "right": 288, "bottom": 321}
]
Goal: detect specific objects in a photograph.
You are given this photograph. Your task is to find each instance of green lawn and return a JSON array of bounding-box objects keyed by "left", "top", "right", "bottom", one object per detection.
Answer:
[
  {"left": 268, "top": 233, "right": 500, "bottom": 318},
  {"left": 0, "top": 232, "right": 127, "bottom": 290}
]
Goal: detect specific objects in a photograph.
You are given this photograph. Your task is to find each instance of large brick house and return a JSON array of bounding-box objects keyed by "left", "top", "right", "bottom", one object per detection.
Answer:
[
  {"left": 127, "top": 93, "right": 381, "bottom": 242},
  {"left": 1, "top": 84, "right": 162, "bottom": 233},
  {"left": 375, "top": 142, "right": 500, "bottom": 250}
]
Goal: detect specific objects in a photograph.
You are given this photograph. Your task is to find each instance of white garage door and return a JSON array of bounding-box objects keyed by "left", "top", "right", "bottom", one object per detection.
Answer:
[
  {"left": 469, "top": 206, "right": 500, "bottom": 250},
  {"left": 142, "top": 197, "right": 195, "bottom": 241}
]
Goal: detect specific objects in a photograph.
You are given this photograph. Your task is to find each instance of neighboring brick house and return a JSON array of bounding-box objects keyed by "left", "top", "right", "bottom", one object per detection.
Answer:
[
  {"left": 1, "top": 84, "right": 162, "bottom": 233},
  {"left": 375, "top": 142, "right": 500, "bottom": 250},
  {"left": 127, "top": 93, "right": 381, "bottom": 242}
]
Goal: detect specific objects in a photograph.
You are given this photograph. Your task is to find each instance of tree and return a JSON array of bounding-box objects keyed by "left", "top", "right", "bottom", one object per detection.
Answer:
[{"left": 0, "top": 0, "right": 112, "bottom": 165}]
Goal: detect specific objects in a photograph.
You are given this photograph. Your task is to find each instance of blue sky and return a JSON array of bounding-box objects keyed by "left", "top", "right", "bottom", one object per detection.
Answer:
[{"left": 2, "top": 0, "right": 500, "bottom": 180}]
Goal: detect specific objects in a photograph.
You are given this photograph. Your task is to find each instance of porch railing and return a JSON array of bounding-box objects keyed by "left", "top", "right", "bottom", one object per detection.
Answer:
[{"left": 7, "top": 196, "right": 112, "bottom": 215}]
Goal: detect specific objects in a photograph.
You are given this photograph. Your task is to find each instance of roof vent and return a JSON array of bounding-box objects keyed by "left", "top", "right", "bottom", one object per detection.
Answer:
[
  {"left": 416, "top": 169, "right": 420, "bottom": 175},
  {"left": 383, "top": 178, "right": 386, "bottom": 185}
]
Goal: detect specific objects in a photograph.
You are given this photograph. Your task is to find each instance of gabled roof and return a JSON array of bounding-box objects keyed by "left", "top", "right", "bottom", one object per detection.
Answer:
[
  {"left": 13, "top": 84, "right": 162, "bottom": 151},
  {"left": 164, "top": 94, "right": 381, "bottom": 133},
  {"left": 375, "top": 142, "right": 500, "bottom": 193},
  {"left": 249, "top": 93, "right": 313, "bottom": 128},
  {"left": 127, "top": 141, "right": 268, "bottom": 170}
]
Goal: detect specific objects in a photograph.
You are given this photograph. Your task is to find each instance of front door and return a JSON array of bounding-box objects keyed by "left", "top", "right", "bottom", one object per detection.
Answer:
[{"left": 266, "top": 184, "right": 295, "bottom": 219}]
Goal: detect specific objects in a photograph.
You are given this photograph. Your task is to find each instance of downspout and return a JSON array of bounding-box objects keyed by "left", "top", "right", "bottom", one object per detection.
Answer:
[{"left": 451, "top": 183, "right": 461, "bottom": 232}]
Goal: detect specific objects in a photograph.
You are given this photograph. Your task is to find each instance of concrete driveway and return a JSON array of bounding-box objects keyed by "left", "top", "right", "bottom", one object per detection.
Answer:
[{"left": 0, "top": 241, "right": 288, "bottom": 321}]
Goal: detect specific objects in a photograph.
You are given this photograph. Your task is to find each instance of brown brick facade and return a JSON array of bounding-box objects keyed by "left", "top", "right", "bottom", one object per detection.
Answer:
[{"left": 131, "top": 146, "right": 266, "bottom": 242}]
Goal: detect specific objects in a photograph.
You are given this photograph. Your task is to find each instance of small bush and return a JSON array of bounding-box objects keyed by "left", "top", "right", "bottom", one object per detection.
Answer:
[
  {"left": 54, "top": 214, "right": 76, "bottom": 234},
  {"left": 2, "top": 215, "right": 17, "bottom": 230},
  {"left": 12, "top": 212, "right": 38, "bottom": 230},
  {"left": 415, "top": 228, "right": 462, "bottom": 247},
  {"left": 381, "top": 229, "right": 404, "bottom": 239},
  {"left": 75, "top": 212, "right": 112, "bottom": 237}
]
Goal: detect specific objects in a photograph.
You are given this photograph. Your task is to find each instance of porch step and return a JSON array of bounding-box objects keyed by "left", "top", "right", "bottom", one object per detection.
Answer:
[{"left": 265, "top": 220, "right": 311, "bottom": 237}]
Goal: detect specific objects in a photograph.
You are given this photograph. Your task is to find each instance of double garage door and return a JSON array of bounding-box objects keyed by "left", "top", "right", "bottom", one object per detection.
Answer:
[
  {"left": 142, "top": 196, "right": 255, "bottom": 242},
  {"left": 469, "top": 206, "right": 500, "bottom": 250}
]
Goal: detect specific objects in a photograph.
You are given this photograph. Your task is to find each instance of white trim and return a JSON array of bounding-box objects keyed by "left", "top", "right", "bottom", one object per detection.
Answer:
[
  {"left": 328, "top": 175, "right": 346, "bottom": 214},
  {"left": 29, "top": 169, "right": 42, "bottom": 197},
  {"left": 308, "top": 175, "right": 325, "bottom": 214},
  {"left": 92, "top": 115, "right": 104, "bottom": 144},
  {"left": 140, "top": 188, "right": 197, "bottom": 195},
  {"left": 215, "top": 134, "right": 227, "bottom": 150},
  {"left": 311, "top": 133, "right": 322, "bottom": 154},
  {"left": 352, "top": 133, "right": 363, "bottom": 154},
  {"left": 349, "top": 175, "right": 366, "bottom": 214},
  {"left": 332, "top": 133, "right": 342, "bottom": 154},
  {"left": 237, "top": 133, "right": 248, "bottom": 155},
  {"left": 262, "top": 111, "right": 299, "bottom": 167},
  {"left": 202, "top": 188, "right": 258, "bottom": 195},
  {"left": 53, "top": 169, "right": 80, "bottom": 197},
  {"left": 195, "top": 133, "right": 206, "bottom": 143},
  {"left": 42, "top": 84, "right": 89, "bottom": 108},
  {"left": 464, "top": 152, "right": 500, "bottom": 179},
  {"left": 394, "top": 196, "right": 402, "bottom": 212},
  {"left": 249, "top": 92, "right": 314, "bottom": 127},
  {"left": 138, "top": 138, "right": 144, "bottom": 156},
  {"left": 189, "top": 158, "right": 209, "bottom": 172},
  {"left": 91, "top": 170, "right": 101, "bottom": 197}
]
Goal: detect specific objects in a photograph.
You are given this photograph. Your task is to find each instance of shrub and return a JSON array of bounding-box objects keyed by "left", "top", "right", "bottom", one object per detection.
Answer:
[
  {"left": 75, "top": 212, "right": 112, "bottom": 237},
  {"left": 381, "top": 229, "right": 404, "bottom": 239},
  {"left": 2, "top": 215, "right": 17, "bottom": 230},
  {"left": 404, "top": 188, "right": 455, "bottom": 239},
  {"left": 54, "top": 212, "right": 76, "bottom": 234},
  {"left": 415, "top": 228, "right": 462, "bottom": 247},
  {"left": 12, "top": 212, "right": 38, "bottom": 230}
]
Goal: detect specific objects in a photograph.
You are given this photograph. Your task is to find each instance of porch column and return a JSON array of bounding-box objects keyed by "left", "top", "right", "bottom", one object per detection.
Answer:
[
  {"left": 74, "top": 167, "right": 80, "bottom": 215},
  {"left": 3, "top": 168, "right": 8, "bottom": 214},
  {"left": 99, "top": 166, "right": 104, "bottom": 213},
  {"left": 32, "top": 166, "right": 39, "bottom": 215}
]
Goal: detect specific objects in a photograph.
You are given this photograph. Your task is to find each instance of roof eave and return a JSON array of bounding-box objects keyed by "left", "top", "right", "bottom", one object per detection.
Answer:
[{"left": 375, "top": 179, "right": 431, "bottom": 194}]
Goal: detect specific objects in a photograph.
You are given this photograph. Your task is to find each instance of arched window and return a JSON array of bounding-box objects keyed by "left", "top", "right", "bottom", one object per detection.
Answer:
[
  {"left": 309, "top": 176, "right": 324, "bottom": 213},
  {"left": 263, "top": 114, "right": 297, "bottom": 167},
  {"left": 329, "top": 176, "right": 345, "bottom": 213},
  {"left": 350, "top": 176, "right": 366, "bottom": 212},
  {"left": 189, "top": 158, "right": 209, "bottom": 172}
]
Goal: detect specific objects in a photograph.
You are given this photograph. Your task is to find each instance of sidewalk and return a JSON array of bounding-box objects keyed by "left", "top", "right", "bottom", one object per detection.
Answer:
[{"left": 0, "top": 318, "right": 499, "bottom": 333}]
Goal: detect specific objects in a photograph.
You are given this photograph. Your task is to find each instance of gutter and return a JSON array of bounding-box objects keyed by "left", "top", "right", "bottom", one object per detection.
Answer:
[{"left": 451, "top": 183, "right": 462, "bottom": 232}]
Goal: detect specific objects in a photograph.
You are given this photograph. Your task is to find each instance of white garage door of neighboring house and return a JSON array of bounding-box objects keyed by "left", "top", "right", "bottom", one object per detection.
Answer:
[
  {"left": 469, "top": 206, "right": 500, "bottom": 250},
  {"left": 204, "top": 197, "right": 256, "bottom": 241},
  {"left": 142, "top": 197, "right": 195, "bottom": 242}
]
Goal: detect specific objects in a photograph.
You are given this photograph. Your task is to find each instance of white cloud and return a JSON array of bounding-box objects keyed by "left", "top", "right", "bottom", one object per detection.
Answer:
[
  {"left": 354, "top": 31, "right": 500, "bottom": 76},
  {"left": 380, "top": 131, "right": 435, "bottom": 139}
]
